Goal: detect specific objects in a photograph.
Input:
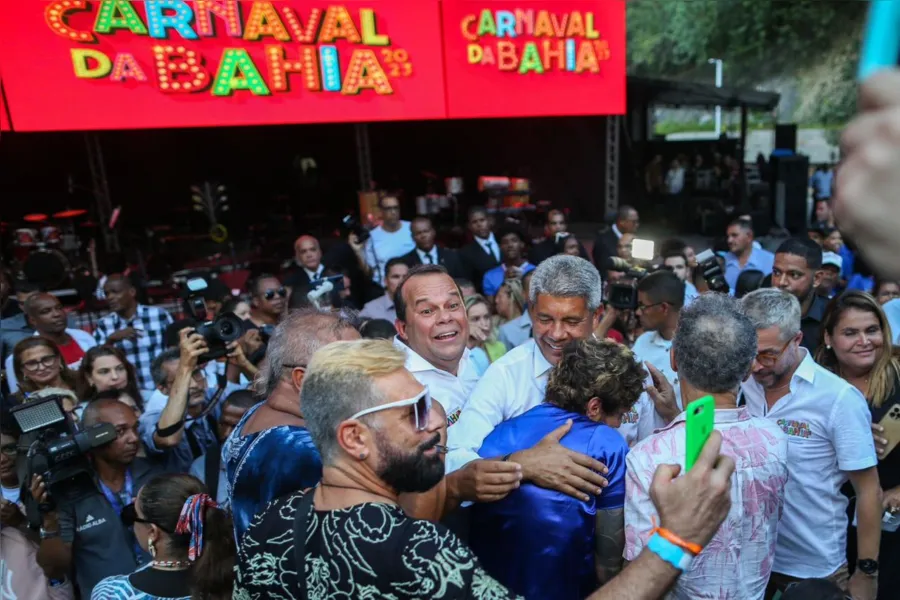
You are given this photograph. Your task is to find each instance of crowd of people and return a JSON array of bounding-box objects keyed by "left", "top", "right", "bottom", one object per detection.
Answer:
[{"left": 1, "top": 68, "right": 900, "bottom": 600}]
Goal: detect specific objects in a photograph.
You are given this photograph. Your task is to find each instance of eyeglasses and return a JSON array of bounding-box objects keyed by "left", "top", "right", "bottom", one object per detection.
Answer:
[
  {"left": 0, "top": 444, "right": 17, "bottom": 457},
  {"left": 348, "top": 387, "right": 432, "bottom": 431},
  {"left": 636, "top": 301, "right": 665, "bottom": 312},
  {"left": 21, "top": 355, "right": 59, "bottom": 372},
  {"left": 755, "top": 339, "right": 793, "bottom": 368},
  {"left": 121, "top": 503, "right": 170, "bottom": 532},
  {"left": 263, "top": 287, "right": 287, "bottom": 301}
]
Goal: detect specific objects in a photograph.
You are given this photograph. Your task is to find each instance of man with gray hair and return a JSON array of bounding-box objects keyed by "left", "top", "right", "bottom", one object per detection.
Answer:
[
  {"left": 740, "top": 289, "right": 882, "bottom": 600},
  {"left": 222, "top": 307, "right": 359, "bottom": 543},
  {"left": 624, "top": 293, "right": 789, "bottom": 599},
  {"left": 447, "top": 256, "right": 612, "bottom": 504}
]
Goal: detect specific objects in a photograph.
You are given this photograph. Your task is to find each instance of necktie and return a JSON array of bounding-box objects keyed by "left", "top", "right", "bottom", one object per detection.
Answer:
[
  {"left": 485, "top": 242, "right": 496, "bottom": 261},
  {"left": 425, "top": 252, "right": 433, "bottom": 264}
]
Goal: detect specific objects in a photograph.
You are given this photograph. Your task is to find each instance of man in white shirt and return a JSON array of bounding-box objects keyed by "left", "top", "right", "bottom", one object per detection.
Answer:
[
  {"left": 633, "top": 271, "right": 685, "bottom": 418},
  {"left": 359, "top": 258, "right": 408, "bottom": 323},
  {"left": 390, "top": 264, "right": 527, "bottom": 511},
  {"left": 363, "top": 195, "right": 415, "bottom": 286},
  {"left": 741, "top": 289, "right": 882, "bottom": 600},
  {"left": 447, "top": 255, "right": 611, "bottom": 503}
]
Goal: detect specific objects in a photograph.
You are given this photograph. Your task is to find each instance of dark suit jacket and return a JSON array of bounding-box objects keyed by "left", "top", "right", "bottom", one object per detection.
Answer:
[
  {"left": 401, "top": 247, "right": 467, "bottom": 279},
  {"left": 591, "top": 228, "right": 620, "bottom": 273},
  {"left": 529, "top": 238, "right": 590, "bottom": 265},
  {"left": 459, "top": 241, "right": 500, "bottom": 293}
]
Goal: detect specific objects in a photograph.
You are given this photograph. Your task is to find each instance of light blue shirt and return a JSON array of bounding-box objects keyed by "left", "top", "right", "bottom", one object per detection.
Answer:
[
  {"left": 364, "top": 221, "right": 415, "bottom": 285},
  {"left": 884, "top": 299, "right": 900, "bottom": 344},
  {"left": 498, "top": 311, "right": 532, "bottom": 349},
  {"left": 810, "top": 170, "right": 834, "bottom": 198},
  {"left": 724, "top": 247, "right": 775, "bottom": 293},
  {"left": 684, "top": 281, "right": 700, "bottom": 306}
]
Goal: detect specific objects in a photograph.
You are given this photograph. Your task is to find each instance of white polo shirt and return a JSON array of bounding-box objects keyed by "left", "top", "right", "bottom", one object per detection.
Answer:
[
  {"left": 392, "top": 336, "right": 480, "bottom": 428},
  {"left": 741, "top": 349, "right": 876, "bottom": 579},
  {"left": 631, "top": 330, "right": 683, "bottom": 410},
  {"left": 446, "top": 339, "right": 552, "bottom": 473}
]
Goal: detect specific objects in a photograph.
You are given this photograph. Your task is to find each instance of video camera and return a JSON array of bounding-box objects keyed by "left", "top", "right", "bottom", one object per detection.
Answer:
[
  {"left": 11, "top": 395, "right": 116, "bottom": 508},
  {"left": 185, "top": 278, "right": 244, "bottom": 363},
  {"left": 694, "top": 249, "right": 730, "bottom": 294},
  {"left": 605, "top": 238, "right": 657, "bottom": 310}
]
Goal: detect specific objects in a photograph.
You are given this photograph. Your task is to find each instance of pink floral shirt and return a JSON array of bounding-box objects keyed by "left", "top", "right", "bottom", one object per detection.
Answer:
[{"left": 624, "top": 407, "right": 789, "bottom": 600}]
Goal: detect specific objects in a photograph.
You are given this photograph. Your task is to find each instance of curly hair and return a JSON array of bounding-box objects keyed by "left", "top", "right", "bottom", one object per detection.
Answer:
[{"left": 545, "top": 339, "right": 646, "bottom": 417}]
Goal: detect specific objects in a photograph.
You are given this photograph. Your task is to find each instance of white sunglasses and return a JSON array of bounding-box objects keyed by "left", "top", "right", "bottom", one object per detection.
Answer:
[{"left": 348, "top": 387, "right": 432, "bottom": 431}]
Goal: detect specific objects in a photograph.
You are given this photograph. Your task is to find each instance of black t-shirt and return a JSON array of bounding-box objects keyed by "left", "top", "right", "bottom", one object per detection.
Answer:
[
  {"left": 871, "top": 377, "right": 900, "bottom": 492},
  {"left": 233, "top": 490, "right": 522, "bottom": 599}
]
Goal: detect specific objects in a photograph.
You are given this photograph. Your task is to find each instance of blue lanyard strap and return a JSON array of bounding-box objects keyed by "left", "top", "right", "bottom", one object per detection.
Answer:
[{"left": 98, "top": 469, "right": 133, "bottom": 515}]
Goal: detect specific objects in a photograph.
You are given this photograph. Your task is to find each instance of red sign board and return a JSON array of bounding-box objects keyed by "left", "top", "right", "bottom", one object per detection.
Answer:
[
  {"left": 441, "top": 1, "right": 626, "bottom": 118},
  {"left": 0, "top": 1, "right": 447, "bottom": 131},
  {"left": 0, "top": 1, "right": 626, "bottom": 132}
]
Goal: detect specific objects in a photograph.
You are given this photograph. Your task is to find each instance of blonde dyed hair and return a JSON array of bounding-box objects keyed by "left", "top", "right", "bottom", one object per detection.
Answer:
[{"left": 302, "top": 339, "right": 409, "bottom": 462}]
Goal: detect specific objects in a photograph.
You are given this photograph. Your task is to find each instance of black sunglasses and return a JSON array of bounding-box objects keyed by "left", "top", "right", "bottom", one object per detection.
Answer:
[
  {"left": 121, "top": 503, "right": 169, "bottom": 532},
  {"left": 263, "top": 287, "right": 287, "bottom": 300}
]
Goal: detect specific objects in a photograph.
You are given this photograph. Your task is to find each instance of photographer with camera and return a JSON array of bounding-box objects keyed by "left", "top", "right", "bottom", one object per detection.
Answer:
[
  {"left": 33, "top": 398, "right": 162, "bottom": 597},
  {"left": 140, "top": 329, "right": 248, "bottom": 473},
  {"left": 1, "top": 412, "right": 75, "bottom": 600}
]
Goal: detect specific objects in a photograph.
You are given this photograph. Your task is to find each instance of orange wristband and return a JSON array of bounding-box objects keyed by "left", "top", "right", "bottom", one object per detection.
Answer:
[{"left": 652, "top": 527, "right": 703, "bottom": 556}]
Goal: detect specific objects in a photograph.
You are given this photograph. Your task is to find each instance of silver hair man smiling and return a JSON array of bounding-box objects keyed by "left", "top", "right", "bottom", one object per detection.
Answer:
[
  {"left": 625, "top": 293, "right": 789, "bottom": 600},
  {"left": 447, "top": 255, "right": 612, "bottom": 504}
]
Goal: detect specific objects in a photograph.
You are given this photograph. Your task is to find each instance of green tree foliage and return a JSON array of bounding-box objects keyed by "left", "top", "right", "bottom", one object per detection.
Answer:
[{"left": 628, "top": 0, "right": 867, "bottom": 101}]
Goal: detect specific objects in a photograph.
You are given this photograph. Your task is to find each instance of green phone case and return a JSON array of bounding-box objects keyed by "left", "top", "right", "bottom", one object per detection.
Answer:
[{"left": 685, "top": 395, "right": 715, "bottom": 471}]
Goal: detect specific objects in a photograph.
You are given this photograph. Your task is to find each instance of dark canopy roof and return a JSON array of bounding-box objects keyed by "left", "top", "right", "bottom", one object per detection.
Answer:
[{"left": 627, "top": 76, "right": 780, "bottom": 111}]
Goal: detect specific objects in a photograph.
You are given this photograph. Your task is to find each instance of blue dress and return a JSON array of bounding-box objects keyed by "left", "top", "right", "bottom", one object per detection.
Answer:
[
  {"left": 222, "top": 402, "right": 323, "bottom": 544},
  {"left": 470, "top": 404, "right": 629, "bottom": 600}
]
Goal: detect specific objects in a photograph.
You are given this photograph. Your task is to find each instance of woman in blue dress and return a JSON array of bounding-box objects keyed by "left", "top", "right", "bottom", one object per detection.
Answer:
[{"left": 91, "top": 473, "right": 234, "bottom": 600}]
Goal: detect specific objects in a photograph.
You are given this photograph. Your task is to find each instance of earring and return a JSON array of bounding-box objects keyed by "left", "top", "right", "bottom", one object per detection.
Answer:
[
  {"left": 148, "top": 538, "right": 156, "bottom": 558},
  {"left": 826, "top": 344, "right": 832, "bottom": 350},
  {"left": 359, "top": 452, "right": 367, "bottom": 460}
]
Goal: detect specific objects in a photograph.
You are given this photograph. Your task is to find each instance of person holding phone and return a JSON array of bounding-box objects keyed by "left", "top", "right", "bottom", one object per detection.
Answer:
[
  {"left": 815, "top": 291, "right": 900, "bottom": 600},
  {"left": 742, "top": 289, "right": 881, "bottom": 600},
  {"left": 624, "top": 294, "right": 788, "bottom": 600}
]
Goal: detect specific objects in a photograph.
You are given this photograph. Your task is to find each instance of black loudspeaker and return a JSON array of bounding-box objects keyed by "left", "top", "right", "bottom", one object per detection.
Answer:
[
  {"left": 775, "top": 124, "right": 798, "bottom": 152},
  {"left": 770, "top": 154, "right": 809, "bottom": 234}
]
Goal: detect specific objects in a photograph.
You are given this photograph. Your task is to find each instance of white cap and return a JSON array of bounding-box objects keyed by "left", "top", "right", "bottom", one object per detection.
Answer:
[{"left": 822, "top": 251, "right": 842, "bottom": 271}]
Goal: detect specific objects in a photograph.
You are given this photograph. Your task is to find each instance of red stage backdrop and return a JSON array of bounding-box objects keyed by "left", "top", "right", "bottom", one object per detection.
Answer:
[
  {"left": 0, "top": 1, "right": 626, "bottom": 131},
  {"left": 0, "top": 0, "right": 447, "bottom": 131},
  {"left": 441, "top": 1, "right": 626, "bottom": 118}
]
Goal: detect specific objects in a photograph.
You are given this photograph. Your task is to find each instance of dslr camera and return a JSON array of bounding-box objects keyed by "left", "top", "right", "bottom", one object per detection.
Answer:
[
  {"left": 695, "top": 249, "right": 730, "bottom": 294},
  {"left": 185, "top": 277, "right": 244, "bottom": 363},
  {"left": 12, "top": 395, "right": 116, "bottom": 507},
  {"left": 342, "top": 214, "right": 370, "bottom": 244}
]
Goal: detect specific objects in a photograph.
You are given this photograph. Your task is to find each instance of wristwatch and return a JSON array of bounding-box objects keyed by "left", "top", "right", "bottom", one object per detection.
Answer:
[
  {"left": 857, "top": 558, "right": 879, "bottom": 576},
  {"left": 39, "top": 527, "right": 60, "bottom": 540}
]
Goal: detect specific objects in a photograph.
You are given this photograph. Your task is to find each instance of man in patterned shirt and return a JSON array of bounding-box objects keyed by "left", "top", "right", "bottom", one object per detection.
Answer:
[
  {"left": 624, "top": 294, "right": 788, "bottom": 599},
  {"left": 93, "top": 275, "right": 172, "bottom": 391}
]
